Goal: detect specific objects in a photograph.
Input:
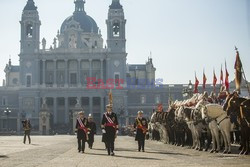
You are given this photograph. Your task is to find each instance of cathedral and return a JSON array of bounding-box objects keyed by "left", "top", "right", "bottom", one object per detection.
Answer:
[{"left": 0, "top": 0, "right": 218, "bottom": 134}]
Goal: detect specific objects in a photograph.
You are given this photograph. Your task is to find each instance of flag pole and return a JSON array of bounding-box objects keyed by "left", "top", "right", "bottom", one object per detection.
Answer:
[
  {"left": 235, "top": 46, "right": 250, "bottom": 96},
  {"left": 241, "top": 66, "right": 250, "bottom": 96}
]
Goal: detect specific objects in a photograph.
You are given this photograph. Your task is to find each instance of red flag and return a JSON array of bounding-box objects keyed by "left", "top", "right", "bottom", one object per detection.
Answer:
[
  {"left": 213, "top": 69, "right": 217, "bottom": 91},
  {"left": 234, "top": 48, "right": 242, "bottom": 92},
  {"left": 194, "top": 73, "right": 199, "bottom": 93},
  {"left": 225, "top": 61, "right": 230, "bottom": 91},
  {"left": 203, "top": 70, "right": 207, "bottom": 90},
  {"left": 220, "top": 64, "right": 224, "bottom": 85}
]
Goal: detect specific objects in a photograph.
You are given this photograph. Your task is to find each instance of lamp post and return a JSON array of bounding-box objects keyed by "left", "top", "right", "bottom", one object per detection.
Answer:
[
  {"left": 182, "top": 80, "right": 193, "bottom": 99},
  {"left": 4, "top": 107, "right": 11, "bottom": 131},
  {"left": 187, "top": 80, "right": 193, "bottom": 98}
]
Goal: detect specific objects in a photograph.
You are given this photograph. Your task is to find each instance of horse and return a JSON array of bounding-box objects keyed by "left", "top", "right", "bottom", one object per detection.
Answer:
[
  {"left": 176, "top": 106, "right": 194, "bottom": 148},
  {"left": 192, "top": 104, "right": 211, "bottom": 151},
  {"left": 201, "top": 104, "right": 231, "bottom": 154},
  {"left": 225, "top": 94, "right": 250, "bottom": 155}
]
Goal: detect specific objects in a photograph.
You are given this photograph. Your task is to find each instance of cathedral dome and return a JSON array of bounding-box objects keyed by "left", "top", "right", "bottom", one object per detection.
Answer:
[
  {"left": 60, "top": 13, "right": 98, "bottom": 33},
  {"left": 60, "top": 0, "right": 98, "bottom": 33}
]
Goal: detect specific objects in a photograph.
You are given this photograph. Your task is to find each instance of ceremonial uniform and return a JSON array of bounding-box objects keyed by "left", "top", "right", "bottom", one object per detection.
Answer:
[
  {"left": 75, "top": 117, "right": 89, "bottom": 153},
  {"left": 87, "top": 121, "right": 96, "bottom": 149},
  {"left": 134, "top": 117, "right": 148, "bottom": 152},
  {"left": 101, "top": 112, "right": 119, "bottom": 155},
  {"left": 22, "top": 120, "right": 31, "bottom": 144}
]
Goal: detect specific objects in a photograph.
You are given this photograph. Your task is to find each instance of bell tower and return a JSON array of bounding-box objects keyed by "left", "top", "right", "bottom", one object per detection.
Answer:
[
  {"left": 20, "top": 0, "right": 41, "bottom": 54},
  {"left": 106, "top": 0, "right": 126, "bottom": 52},
  {"left": 19, "top": 0, "right": 41, "bottom": 87}
]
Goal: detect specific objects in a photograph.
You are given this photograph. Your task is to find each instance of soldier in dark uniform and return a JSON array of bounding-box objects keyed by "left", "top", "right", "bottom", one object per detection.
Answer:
[
  {"left": 22, "top": 119, "right": 31, "bottom": 144},
  {"left": 134, "top": 111, "right": 148, "bottom": 152},
  {"left": 75, "top": 111, "right": 89, "bottom": 153},
  {"left": 101, "top": 104, "right": 119, "bottom": 156},
  {"left": 87, "top": 114, "right": 96, "bottom": 149}
]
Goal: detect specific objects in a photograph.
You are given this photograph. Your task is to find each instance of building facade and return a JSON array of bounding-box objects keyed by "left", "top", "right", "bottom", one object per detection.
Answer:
[{"left": 0, "top": 0, "right": 248, "bottom": 134}]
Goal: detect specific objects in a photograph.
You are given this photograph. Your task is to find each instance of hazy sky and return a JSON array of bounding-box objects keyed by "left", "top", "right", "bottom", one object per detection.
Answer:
[{"left": 0, "top": 0, "right": 249, "bottom": 85}]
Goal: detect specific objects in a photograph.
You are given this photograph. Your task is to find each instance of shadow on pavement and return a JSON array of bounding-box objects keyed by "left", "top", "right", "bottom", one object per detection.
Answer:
[
  {"left": 91, "top": 148, "right": 106, "bottom": 151},
  {"left": 114, "top": 155, "right": 162, "bottom": 160},
  {"left": 85, "top": 152, "right": 110, "bottom": 156},
  {"left": 116, "top": 148, "right": 190, "bottom": 156},
  {"left": 145, "top": 150, "right": 190, "bottom": 156},
  {"left": 0, "top": 155, "right": 9, "bottom": 158},
  {"left": 85, "top": 152, "right": 162, "bottom": 160}
]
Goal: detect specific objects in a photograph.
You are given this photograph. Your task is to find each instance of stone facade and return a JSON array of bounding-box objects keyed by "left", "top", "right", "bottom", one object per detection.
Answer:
[{"left": 0, "top": 0, "right": 249, "bottom": 134}]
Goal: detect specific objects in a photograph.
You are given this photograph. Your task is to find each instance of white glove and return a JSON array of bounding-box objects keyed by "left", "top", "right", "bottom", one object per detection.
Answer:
[
  {"left": 134, "top": 131, "right": 136, "bottom": 135},
  {"left": 146, "top": 132, "right": 149, "bottom": 135},
  {"left": 102, "top": 129, "right": 106, "bottom": 133},
  {"left": 87, "top": 132, "right": 90, "bottom": 134},
  {"left": 116, "top": 130, "right": 119, "bottom": 134}
]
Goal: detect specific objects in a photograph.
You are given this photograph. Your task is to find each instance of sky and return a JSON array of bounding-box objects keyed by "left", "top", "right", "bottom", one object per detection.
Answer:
[{"left": 0, "top": 0, "right": 249, "bottom": 85}]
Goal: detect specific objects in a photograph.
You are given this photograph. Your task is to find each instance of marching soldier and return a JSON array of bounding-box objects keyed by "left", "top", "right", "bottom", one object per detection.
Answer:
[
  {"left": 22, "top": 119, "right": 31, "bottom": 144},
  {"left": 101, "top": 104, "right": 119, "bottom": 156},
  {"left": 75, "top": 111, "right": 89, "bottom": 153},
  {"left": 134, "top": 111, "right": 148, "bottom": 152},
  {"left": 87, "top": 114, "right": 96, "bottom": 149}
]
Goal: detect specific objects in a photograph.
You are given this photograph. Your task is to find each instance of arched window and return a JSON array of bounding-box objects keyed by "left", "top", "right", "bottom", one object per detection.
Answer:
[
  {"left": 26, "top": 75, "right": 32, "bottom": 87},
  {"left": 26, "top": 24, "right": 33, "bottom": 38},
  {"left": 112, "top": 22, "right": 120, "bottom": 37}
]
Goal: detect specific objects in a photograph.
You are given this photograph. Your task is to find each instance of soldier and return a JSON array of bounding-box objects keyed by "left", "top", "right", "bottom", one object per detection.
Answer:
[
  {"left": 134, "top": 111, "right": 148, "bottom": 152},
  {"left": 87, "top": 114, "right": 96, "bottom": 149},
  {"left": 22, "top": 119, "right": 31, "bottom": 144},
  {"left": 217, "top": 86, "right": 229, "bottom": 105},
  {"left": 75, "top": 111, "right": 89, "bottom": 153},
  {"left": 101, "top": 104, "right": 119, "bottom": 156}
]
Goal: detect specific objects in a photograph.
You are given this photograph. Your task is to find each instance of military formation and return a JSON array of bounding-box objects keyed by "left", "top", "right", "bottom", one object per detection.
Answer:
[{"left": 149, "top": 88, "right": 250, "bottom": 155}]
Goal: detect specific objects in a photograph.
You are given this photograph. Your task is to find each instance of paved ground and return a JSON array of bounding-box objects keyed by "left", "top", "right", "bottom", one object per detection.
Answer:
[{"left": 0, "top": 135, "right": 250, "bottom": 167}]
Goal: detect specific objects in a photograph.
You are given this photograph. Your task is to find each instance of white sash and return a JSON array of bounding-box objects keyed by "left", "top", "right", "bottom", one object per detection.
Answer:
[
  {"left": 77, "top": 118, "right": 86, "bottom": 129},
  {"left": 104, "top": 113, "right": 114, "bottom": 124}
]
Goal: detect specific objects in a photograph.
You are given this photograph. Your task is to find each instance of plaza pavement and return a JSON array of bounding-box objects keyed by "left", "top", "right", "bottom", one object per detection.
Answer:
[{"left": 0, "top": 135, "right": 250, "bottom": 167}]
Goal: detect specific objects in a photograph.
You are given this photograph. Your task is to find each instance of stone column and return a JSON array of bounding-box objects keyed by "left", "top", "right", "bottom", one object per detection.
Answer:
[
  {"left": 65, "top": 59, "right": 68, "bottom": 87},
  {"left": 65, "top": 97, "right": 69, "bottom": 123},
  {"left": 36, "top": 59, "right": 40, "bottom": 86},
  {"left": 53, "top": 59, "right": 57, "bottom": 87},
  {"left": 53, "top": 97, "right": 57, "bottom": 124},
  {"left": 100, "top": 96, "right": 104, "bottom": 120},
  {"left": 100, "top": 59, "right": 104, "bottom": 80},
  {"left": 124, "top": 95, "right": 129, "bottom": 126},
  {"left": 89, "top": 97, "right": 93, "bottom": 116},
  {"left": 89, "top": 59, "right": 92, "bottom": 78},
  {"left": 77, "top": 59, "right": 81, "bottom": 87},
  {"left": 17, "top": 113, "right": 21, "bottom": 135},
  {"left": 42, "top": 60, "right": 46, "bottom": 86},
  {"left": 106, "top": 58, "right": 110, "bottom": 80},
  {"left": 35, "top": 96, "right": 40, "bottom": 114}
]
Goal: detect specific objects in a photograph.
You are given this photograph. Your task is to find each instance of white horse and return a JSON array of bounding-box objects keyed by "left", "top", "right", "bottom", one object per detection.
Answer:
[{"left": 201, "top": 104, "right": 231, "bottom": 154}]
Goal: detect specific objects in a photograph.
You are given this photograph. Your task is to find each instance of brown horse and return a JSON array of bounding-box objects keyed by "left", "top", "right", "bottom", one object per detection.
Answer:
[{"left": 225, "top": 94, "right": 250, "bottom": 155}]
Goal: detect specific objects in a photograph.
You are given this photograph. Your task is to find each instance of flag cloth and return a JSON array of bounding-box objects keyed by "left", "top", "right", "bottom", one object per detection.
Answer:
[
  {"left": 220, "top": 65, "right": 224, "bottom": 85},
  {"left": 213, "top": 70, "right": 217, "bottom": 91},
  {"left": 225, "top": 61, "right": 230, "bottom": 91},
  {"left": 234, "top": 49, "right": 242, "bottom": 92},
  {"left": 203, "top": 70, "right": 207, "bottom": 90},
  {"left": 194, "top": 73, "right": 199, "bottom": 93}
]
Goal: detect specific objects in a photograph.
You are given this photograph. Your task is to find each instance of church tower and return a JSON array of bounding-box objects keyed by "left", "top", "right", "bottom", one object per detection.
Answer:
[
  {"left": 106, "top": 0, "right": 126, "bottom": 52},
  {"left": 19, "top": 0, "right": 41, "bottom": 87},
  {"left": 20, "top": 0, "right": 41, "bottom": 54}
]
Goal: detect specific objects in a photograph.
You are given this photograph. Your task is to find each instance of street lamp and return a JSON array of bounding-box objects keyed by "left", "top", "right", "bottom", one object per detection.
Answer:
[
  {"left": 183, "top": 80, "right": 193, "bottom": 99},
  {"left": 188, "top": 80, "right": 193, "bottom": 98},
  {"left": 4, "top": 107, "right": 11, "bottom": 131}
]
